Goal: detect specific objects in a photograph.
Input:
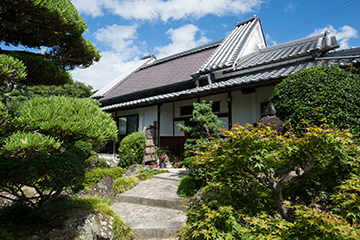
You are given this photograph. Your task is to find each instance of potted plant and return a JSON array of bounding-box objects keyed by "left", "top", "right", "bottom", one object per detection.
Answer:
[
  {"left": 160, "top": 156, "right": 166, "bottom": 168},
  {"left": 150, "top": 161, "right": 157, "bottom": 169}
]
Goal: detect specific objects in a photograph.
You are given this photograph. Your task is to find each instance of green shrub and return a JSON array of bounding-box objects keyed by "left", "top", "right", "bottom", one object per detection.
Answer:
[
  {"left": 67, "top": 141, "right": 93, "bottom": 163},
  {"left": 177, "top": 124, "right": 360, "bottom": 239},
  {"left": 177, "top": 176, "right": 201, "bottom": 197},
  {"left": 0, "top": 229, "right": 12, "bottom": 240},
  {"left": 270, "top": 65, "right": 360, "bottom": 137},
  {"left": 0, "top": 96, "right": 118, "bottom": 208},
  {"left": 114, "top": 177, "right": 139, "bottom": 194},
  {"left": 178, "top": 101, "right": 225, "bottom": 185},
  {"left": 135, "top": 172, "right": 154, "bottom": 181},
  {"left": 118, "top": 132, "right": 146, "bottom": 169},
  {"left": 83, "top": 167, "right": 124, "bottom": 188},
  {"left": 96, "top": 158, "right": 109, "bottom": 168}
]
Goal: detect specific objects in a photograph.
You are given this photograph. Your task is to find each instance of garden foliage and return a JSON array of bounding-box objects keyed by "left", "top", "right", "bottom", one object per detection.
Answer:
[
  {"left": 114, "top": 177, "right": 139, "bottom": 195},
  {"left": 270, "top": 64, "right": 360, "bottom": 137},
  {"left": 178, "top": 100, "right": 225, "bottom": 185},
  {"left": 118, "top": 132, "right": 146, "bottom": 168},
  {"left": 83, "top": 167, "right": 124, "bottom": 189},
  {"left": 178, "top": 124, "right": 360, "bottom": 239},
  {"left": 0, "top": 96, "right": 118, "bottom": 208}
]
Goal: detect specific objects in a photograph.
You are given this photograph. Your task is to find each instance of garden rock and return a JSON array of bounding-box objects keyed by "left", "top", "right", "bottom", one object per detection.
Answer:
[
  {"left": 87, "top": 177, "right": 115, "bottom": 201},
  {"left": 43, "top": 210, "right": 114, "bottom": 240},
  {"left": 254, "top": 102, "right": 285, "bottom": 133},
  {"left": 123, "top": 164, "right": 141, "bottom": 177}
]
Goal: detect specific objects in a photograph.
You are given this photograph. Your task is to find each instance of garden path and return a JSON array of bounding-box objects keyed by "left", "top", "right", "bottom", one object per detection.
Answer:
[{"left": 111, "top": 169, "right": 188, "bottom": 240}]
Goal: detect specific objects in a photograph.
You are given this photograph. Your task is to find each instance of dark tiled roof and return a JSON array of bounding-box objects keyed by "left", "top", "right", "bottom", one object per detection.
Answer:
[
  {"left": 100, "top": 44, "right": 219, "bottom": 102},
  {"left": 233, "top": 32, "right": 338, "bottom": 71},
  {"left": 316, "top": 47, "right": 360, "bottom": 66},
  {"left": 101, "top": 46, "right": 360, "bottom": 111},
  {"left": 101, "top": 59, "right": 317, "bottom": 111}
]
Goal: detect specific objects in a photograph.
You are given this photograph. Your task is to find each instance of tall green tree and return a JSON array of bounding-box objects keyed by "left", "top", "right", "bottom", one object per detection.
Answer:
[
  {"left": 27, "top": 81, "right": 93, "bottom": 98},
  {"left": 0, "top": 0, "right": 100, "bottom": 90},
  {"left": 0, "top": 1, "right": 113, "bottom": 209}
]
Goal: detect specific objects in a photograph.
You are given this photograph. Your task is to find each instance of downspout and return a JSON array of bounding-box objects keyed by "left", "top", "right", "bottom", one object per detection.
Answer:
[
  {"left": 227, "top": 92, "right": 232, "bottom": 128},
  {"left": 113, "top": 111, "right": 118, "bottom": 160},
  {"left": 157, "top": 104, "right": 161, "bottom": 146}
]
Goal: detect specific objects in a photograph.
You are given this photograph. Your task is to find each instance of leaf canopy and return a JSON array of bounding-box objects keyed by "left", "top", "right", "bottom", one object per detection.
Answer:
[{"left": 0, "top": 0, "right": 101, "bottom": 86}]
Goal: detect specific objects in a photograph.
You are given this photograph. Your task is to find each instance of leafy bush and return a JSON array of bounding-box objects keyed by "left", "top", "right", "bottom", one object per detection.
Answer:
[
  {"left": 114, "top": 177, "right": 139, "bottom": 194},
  {"left": 67, "top": 141, "right": 93, "bottom": 163},
  {"left": 0, "top": 96, "right": 118, "bottom": 208},
  {"left": 178, "top": 124, "right": 360, "bottom": 238},
  {"left": 270, "top": 65, "right": 360, "bottom": 137},
  {"left": 15, "top": 96, "right": 118, "bottom": 148},
  {"left": 83, "top": 167, "right": 124, "bottom": 188},
  {"left": 178, "top": 101, "right": 225, "bottom": 186},
  {"left": 118, "top": 132, "right": 146, "bottom": 168},
  {"left": 0, "top": 152, "right": 85, "bottom": 208},
  {"left": 177, "top": 176, "right": 201, "bottom": 197}
]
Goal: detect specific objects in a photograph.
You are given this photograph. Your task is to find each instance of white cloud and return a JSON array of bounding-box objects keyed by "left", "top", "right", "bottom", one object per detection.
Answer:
[
  {"left": 94, "top": 24, "right": 140, "bottom": 55},
  {"left": 154, "top": 24, "right": 210, "bottom": 58},
  {"left": 71, "top": 24, "right": 147, "bottom": 90},
  {"left": 284, "top": 3, "right": 294, "bottom": 12},
  {"left": 72, "top": 0, "right": 264, "bottom": 21},
  {"left": 265, "top": 34, "right": 277, "bottom": 46},
  {"left": 71, "top": 0, "right": 107, "bottom": 17},
  {"left": 71, "top": 51, "right": 141, "bottom": 90},
  {"left": 310, "top": 25, "right": 358, "bottom": 49}
]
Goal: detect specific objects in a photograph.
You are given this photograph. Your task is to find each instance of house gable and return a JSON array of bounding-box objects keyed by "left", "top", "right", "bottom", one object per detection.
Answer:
[{"left": 197, "top": 15, "right": 266, "bottom": 75}]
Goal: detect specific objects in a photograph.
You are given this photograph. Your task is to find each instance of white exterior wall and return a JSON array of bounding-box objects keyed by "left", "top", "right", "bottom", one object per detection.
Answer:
[
  {"left": 160, "top": 102, "right": 173, "bottom": 136},
  {"left": 231, "top": 85, "right": 275, "bottom": 126},
  {"left": 116, "top": 105, "right": 157, "bottom": 132},
  {"left": 200, "top": 93, "right": 228, "bottom": 113}
]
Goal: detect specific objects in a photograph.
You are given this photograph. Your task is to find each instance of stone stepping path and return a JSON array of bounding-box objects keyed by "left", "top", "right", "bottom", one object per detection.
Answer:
[{"left": 111, "top": 169, "right": 188, "bottom": 240}]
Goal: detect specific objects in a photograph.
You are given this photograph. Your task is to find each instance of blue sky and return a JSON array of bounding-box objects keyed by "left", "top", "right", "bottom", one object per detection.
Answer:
[{"left": 69, "top": 0, "right": 359, "bottom": 90}]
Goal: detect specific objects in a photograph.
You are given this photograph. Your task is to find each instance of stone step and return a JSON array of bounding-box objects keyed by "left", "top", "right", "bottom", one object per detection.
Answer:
[
  {"left": 115, "top": 178, "right": 185, "bottom": 209},
  {"left": 111, "top": 172, "right": 189, "bottom": 239},
  {"left": 111, "top": 202, "right": 186, "bottom": 239}
]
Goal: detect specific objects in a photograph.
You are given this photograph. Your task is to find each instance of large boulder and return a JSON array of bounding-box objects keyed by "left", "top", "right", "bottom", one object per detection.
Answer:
[
  {"left": 87, "top": 177, "right": 115, "bottom": 201},
  {"left": 44, "top": 210, "right": 114, "bottom": 240},
  {"left": 123, "top": 164, "right": 141, "bottom": 177}
]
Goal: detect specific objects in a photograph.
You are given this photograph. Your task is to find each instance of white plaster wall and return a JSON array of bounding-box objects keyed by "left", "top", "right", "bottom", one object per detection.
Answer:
[
  {"left": 239, "top": 24, "right": 266, "bottom": 58},
  {"left": 256, "top": 85, "right": 275, "bottom": 107},
  {"left": 231, "top": 90, "right": 254, "bottom": 126},
  {"left": 160, "top": 102, "right": 173, "bottom": 136},
  {"left": 174, "top": 98, "right": 198, "bottom": 118},
  {"left": 231, "top": 85, "right": 275, "bottom": 126},
  {"left": 201, "top": 93, "right": 228, "bottom": 113},
  {"left": 116, "top": 105, "right": 157, "bottom": 132}
]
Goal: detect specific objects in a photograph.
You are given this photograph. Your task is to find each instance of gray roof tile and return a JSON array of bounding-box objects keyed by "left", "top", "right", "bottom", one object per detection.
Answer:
[{"left": 197, "top": 16, "right": 261, "bottom": 74}]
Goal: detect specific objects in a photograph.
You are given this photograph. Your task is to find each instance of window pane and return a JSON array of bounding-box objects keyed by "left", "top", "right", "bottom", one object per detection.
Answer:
[
  {"left": 119, "top": 117, "right": 127, "bottom": 135},
  {"left": 127, "top": 115, "right": 138, "bottom": 133}
]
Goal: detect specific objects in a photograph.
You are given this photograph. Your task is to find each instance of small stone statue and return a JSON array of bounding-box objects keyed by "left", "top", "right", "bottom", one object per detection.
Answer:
[{"left": 254, "top": 102, "right": 285, "bottom": 133}]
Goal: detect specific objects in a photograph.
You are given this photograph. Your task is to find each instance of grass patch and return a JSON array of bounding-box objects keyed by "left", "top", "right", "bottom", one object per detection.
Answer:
[
  {"left": 135, "top": 168, "right": 169, "bottom": 181},
  {"left": 114, "top": 177, "right": 139, "bottom": 194},
  {"left": 83, "top": 167, "right": 124, "bottom": 188},
  {"left": 0, "top": 195, "right": 134, "bottom": 239}
]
